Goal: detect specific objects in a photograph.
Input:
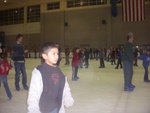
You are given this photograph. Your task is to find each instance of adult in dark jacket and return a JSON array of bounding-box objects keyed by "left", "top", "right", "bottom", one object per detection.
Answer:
[
  {"left": 111, "top": 48, "right": 116, "bottom": 65},
  {"left": 122, "top": 32, "right": 135, "bottom": 91},
  {"left": 84, "top": 48, "right": 90, "bottom": 68},
  {"left": 12, "top": 34, "right": 28, "bottom": 91},
  {"left": 115, "top": 48, "right": 123, "bottom": 69},
  {"left": 99, "top": 48, "right": 105, "bottom": 68},
  {"left": 89, "top": 48, "right": 93, "bottom": 59},
  {"left": 64, "top": 46, "right": 70, "bottom": 65}
]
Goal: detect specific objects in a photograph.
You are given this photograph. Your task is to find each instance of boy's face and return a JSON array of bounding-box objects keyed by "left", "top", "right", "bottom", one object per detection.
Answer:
[
  {"left": 17, "top": 37, "right": 23, "bottom": 43},
  {"left": 42, "top": 48, "right": 59, "bottom": 66}
]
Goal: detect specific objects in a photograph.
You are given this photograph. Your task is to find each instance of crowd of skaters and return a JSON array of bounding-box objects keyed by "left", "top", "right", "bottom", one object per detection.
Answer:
[
  {"left": 62, "top": 44, "right": 150, "bottom": 83},
  {"left": 64, "top": 45, "right": 149, "bottom": 68}
]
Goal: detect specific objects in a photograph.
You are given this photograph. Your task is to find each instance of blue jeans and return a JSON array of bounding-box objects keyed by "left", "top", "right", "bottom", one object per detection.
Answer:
[
  {"left": 0, "top": 75, "right": 12, "bottom": 98},
  {"left": 123, "top": 61, "right": 133, "bottom": 88},
  {"left": 14, "top": 62, "right": 27, "bottom": 88},
  {"left": 72, "top": 66, "right": 78, "bottom": 79},
  {"left": 48, "top": 108, "right": 58, "bottom": 113}
]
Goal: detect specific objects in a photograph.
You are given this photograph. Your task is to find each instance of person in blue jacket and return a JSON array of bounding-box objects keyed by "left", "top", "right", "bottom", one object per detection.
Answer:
[{"left": 137, "top": 49, "right": 150, "bottom": 82}]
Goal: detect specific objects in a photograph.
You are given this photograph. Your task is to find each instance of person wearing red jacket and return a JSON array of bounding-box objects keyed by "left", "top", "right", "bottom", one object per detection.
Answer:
[
  {"left": 72, "top": 48, "right": 80, "bottom": 81},
  {"left": 0, "top": 53, "right": 12, "bottom": 100}
]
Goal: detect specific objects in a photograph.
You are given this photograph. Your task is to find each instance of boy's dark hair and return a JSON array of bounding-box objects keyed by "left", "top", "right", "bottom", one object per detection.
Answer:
[
  {"left": 0, "top": 52, "right": 8, "bottom": 62},
  {"left": 16, "top": 34, "right": 23, "bottom": 40},
  {"left": 42, "top": 42, "right": 58, "bottom": 55},
  {"left": 75, "top": 47, "right": 79, "bottom": 51}
]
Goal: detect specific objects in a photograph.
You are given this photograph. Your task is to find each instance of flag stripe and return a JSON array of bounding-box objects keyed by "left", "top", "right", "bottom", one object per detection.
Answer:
[
  {"left": 132, "top": 0, "right": 135, "bottom": 21},
  {"left": 122, "top": 0, "right": 145, "bottom": 22},
  {"left": 136, "top": 0, "right": 139, "bottom": 21}
]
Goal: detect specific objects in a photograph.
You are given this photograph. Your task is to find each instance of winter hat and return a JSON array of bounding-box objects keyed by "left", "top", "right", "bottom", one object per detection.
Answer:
[{"left": 127, "top": 32, "right": 134, "bottom": 38}]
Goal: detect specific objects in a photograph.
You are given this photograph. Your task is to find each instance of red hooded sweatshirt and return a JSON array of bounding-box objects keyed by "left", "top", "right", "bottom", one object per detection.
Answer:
[
  {"left": 72, "top": 51, "right": 80, "bottom": 66},
  {"left": 0, "top": 60, "right": 12, "bottom": 76}
]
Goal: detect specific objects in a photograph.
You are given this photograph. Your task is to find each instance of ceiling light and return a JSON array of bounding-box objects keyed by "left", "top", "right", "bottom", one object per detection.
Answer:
[{"left": 4, "top": 0, "right": 7, "bottom": 3}]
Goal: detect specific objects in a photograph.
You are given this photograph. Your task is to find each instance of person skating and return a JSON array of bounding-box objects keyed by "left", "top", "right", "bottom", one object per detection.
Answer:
[
  {"left": 0, "top": 53, "right": 12, "bottom": 100},
  {"left": 72, "top": 48, "right": 80, "bottom": 81},
  {"left": 137, "top": 49, "right": 150, "bottom": 82},
  {"left": 122, "top": 32, "right": 135, "bottom": 91},
  {"left": 12, "top": 34, "right": 28, "bottom": 91}
]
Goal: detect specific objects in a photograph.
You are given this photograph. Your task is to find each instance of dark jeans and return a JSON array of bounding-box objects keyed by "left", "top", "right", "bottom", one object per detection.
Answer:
[
  {"left": 65, "top": 55, "right": 70, "bottom": 64},
  {"left": 0, "top": 75, "right": 12, "bottom": 98},
  {"left": 14, "top": 62, "right": 27, "bottom": 88},
  {"left": 72, "top": 66, "right": 78, "bottom": 79},
  {"left": 100, "top": 58, "right": 105, "bottom": 67},
  {"left": 123, "top": 61, "right": 133, "bottom": 88},
  {"left": 107, "top": 54, "right": 110, "bottom": 61},
  {"left": 116, "top": 59, "right": 122, "bottom": 68},
  {"left": 144, "top": 66, "right": 149, "bottom": 80},
  {"left": 134, "top": 58, "right": 138, "bottom": 66},
  {"left": 111, "top": 58, "right": 116, "bottom": 65},
  {"left": 84, "top": 58, "right": 89, "bottom": 68}
]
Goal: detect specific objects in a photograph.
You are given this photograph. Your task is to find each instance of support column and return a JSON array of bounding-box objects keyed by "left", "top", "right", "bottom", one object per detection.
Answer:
[{"left": 40, "top": 3, "right": 46, "bottom": 47}]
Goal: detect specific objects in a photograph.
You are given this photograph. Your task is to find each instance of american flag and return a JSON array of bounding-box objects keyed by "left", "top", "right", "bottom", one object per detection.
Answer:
[{"left": 122, "top": 0, "right": 145, "bottom": 22}]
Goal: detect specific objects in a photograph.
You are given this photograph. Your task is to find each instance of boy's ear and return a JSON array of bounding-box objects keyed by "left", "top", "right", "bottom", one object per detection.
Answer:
[{"left": 42, "top": 54, "right": 47, "bottom": 60}]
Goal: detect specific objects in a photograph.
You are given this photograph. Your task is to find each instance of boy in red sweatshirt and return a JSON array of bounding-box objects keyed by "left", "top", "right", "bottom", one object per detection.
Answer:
[
  {"left": 72, "top": 48, "right": 80, "bottom": 81},
  {"left": 0, "top": 53, "right": 12, "bottom": 100}
]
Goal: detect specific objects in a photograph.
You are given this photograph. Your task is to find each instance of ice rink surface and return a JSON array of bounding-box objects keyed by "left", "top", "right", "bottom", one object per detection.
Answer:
[{"left": 0, "top": 58, "right": 150, "bottom": 113}]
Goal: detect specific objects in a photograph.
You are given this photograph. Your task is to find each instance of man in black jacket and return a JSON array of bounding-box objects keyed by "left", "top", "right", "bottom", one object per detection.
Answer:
[
  {"left": 122, "top": 32, "right": 135, "bottom": 91},
  {"left": 84, "top": 48, "right": 90, "bottom": 68},
  {"left": 64, "top": 46, "right": 70, "bottom": 65},
  {"left": 12, "top": 34, "right": 28, "bottom": 91}
]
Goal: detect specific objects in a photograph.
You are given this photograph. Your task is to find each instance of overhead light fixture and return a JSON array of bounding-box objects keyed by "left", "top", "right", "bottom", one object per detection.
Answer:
[{"left": 4, "top": 0, "right": 7, "bottom": 3}]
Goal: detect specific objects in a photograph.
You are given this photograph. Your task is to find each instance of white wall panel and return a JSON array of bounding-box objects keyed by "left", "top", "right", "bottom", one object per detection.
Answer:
[
  {"left": 0, "top": 24, "right": 25, "bottom": 35},
  {"left": 26, "top": 22, "right": 40, "bottom": 34},
  {"left": 0, "top": 22, "right": 40, "bottom": 35}
]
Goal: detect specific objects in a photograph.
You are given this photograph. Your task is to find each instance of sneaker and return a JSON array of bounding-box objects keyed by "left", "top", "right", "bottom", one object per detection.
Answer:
[
  {"left": 124, "top": 87, "right": 134, "bottom": 91},
  {"left": 24, "top": 86, "right": 29, "bottom": 90},
  {"left": 16, "top": 87, "right": 20, "bottom": 91},
  {"left": 72, "top": 78, "right": 78, "bottom": 81},
  {"left": 8, "top": 95, "right": 12, "bottom": 100},
  {"left": 115, "top": 67, "right": 118, "bottom": 69},
  {"left": 130, "top": 84, "right": 135, "bottom": 88},
  {"left": 76, "top": 76, "right": 79, "bottom": 79},
  {"left": 144, "top": 80, "right": 150, "bottom": 82}
]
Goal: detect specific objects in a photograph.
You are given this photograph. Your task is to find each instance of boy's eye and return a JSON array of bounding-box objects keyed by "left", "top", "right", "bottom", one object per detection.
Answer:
[
  {"left": 52, "top": 52, "right": 58, "bottom": 55},
  {"left": 52, "top": 53, "right": 55, "bottom": 55}
]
